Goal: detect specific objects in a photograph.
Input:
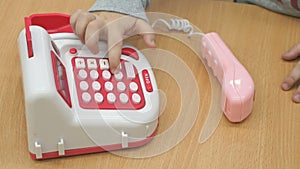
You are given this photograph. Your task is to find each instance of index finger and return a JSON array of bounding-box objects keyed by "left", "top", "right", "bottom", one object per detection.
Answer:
[{"left": 107, "top": 27, "right": 123, "bottom": 74}]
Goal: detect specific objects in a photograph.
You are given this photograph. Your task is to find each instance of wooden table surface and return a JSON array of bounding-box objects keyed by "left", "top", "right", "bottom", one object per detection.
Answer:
[{"left": 1, "top": 0, "right": 300, "bottom": 168}]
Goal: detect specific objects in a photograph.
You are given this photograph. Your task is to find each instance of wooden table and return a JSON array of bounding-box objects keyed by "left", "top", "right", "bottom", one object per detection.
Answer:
[{"left": 1, "top": 0, "right": 300, "bottom": 168}]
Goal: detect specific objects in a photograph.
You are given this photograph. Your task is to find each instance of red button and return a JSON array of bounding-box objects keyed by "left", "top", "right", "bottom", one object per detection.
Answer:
[
  {"left": 69, "top": 48, "right": 77, "bottom": 55},
  {"left": 122, "top": 47, "right": 139, "bottom": 60},
  {"left": 142, "top": 69, "right": 153, "bottom": 92}
]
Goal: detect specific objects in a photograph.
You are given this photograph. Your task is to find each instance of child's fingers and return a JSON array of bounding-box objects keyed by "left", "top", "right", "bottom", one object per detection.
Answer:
[
  {"left": 135, "top": 19, "right": 156, "bottom": 48},
  {"left": 107, "top": 27, "right": 123, "bottom": 73},
  {"left": 70, "top": 9, "right": 83, "bottom": 31},
  {"left": 85, "top": 18, "right": 106, "bottom": 54},
  {"left": 292, "top": 86, "right": 300, "bottom": 103},
  {"left": 73, "top": 12, "right": 97, "bottom": 43},
  {"left": 281, "top": 61, "right": 300, "bottom": 91},
  {"left": 282, "top": 43, "right": 300, "bottom": 61},
  {"left": 142, "top": 33, "right": 156, "bottom": 48}
]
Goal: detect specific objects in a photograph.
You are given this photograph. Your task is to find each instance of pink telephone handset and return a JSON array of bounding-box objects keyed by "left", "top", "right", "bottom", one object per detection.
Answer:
[{"left": 201, "top": 32, "right": 255, "bottom": 122}]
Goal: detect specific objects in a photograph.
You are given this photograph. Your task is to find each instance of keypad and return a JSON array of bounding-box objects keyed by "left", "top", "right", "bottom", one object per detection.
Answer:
[{"left": 72, "top": 57, "right": 145, "bottom": 110}]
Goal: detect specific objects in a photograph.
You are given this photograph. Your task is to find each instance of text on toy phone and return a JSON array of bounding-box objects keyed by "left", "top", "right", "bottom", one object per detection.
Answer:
[{"left": 142, "top": 70, "right": 153, "bottom": 92}]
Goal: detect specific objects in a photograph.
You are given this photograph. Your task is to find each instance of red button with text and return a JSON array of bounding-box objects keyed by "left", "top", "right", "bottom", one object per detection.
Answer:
[{"left": 142, "top": 69, "right": 153, "bottom": 92}]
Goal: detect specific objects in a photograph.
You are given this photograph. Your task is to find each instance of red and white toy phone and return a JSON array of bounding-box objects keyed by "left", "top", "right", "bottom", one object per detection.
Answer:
[{"left": 18, "top": 13, "right": 159, "bottom": 160}]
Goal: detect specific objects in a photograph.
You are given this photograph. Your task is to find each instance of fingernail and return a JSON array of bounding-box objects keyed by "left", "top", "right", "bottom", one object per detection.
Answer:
[
  {"left": 282, "top": 83, "right": 290, "bottom": 90},
  {"left": 293, "top": 94, "right": 300, "bottom": 103},
  {"left": 111, "top": 65, "right": 120, "bottom": 74},
  {"left": 282, "top": 51, "right": 290, "bottom": 56},
  {"left": 91, "top": 48, "right": 100, "bottom": 54},
  {"left": 110, "top": 67, "right": 116, "bottom": 74},
  {"left": 113, "top": 69, "right": 120, "bottom": 74},
  {"left": 282, "top": 50, "right": 296, "bottom": 58},
  {"left": 151, "top": 39, "right": 156, "bottom": 46}
]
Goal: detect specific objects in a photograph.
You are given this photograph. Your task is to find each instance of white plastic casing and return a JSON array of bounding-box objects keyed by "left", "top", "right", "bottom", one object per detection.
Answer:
[{"left": 18, "top": 26, "right": 159, "bottom": 159}]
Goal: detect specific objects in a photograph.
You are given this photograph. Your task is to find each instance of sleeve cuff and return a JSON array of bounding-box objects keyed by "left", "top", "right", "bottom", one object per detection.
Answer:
[{"left": 89, "top": 0, "right": 149, "bottom": 22}]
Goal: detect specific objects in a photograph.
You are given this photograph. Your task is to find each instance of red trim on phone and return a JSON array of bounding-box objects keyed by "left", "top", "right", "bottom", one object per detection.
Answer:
[
  {"left": 30, "top": 126, "right": 158, "bottom": 160},
  {"left": 142, "top": 69, "right": 153, "bottom": 92},
  {"left": 122, "top": 48, "right": 139, "bottom": 60},
  {"left": 51, "top": 51, "right": 72, "bottom": 107},
  {"left": 24, "top": 13, "right": 73, "bottom": 58}
]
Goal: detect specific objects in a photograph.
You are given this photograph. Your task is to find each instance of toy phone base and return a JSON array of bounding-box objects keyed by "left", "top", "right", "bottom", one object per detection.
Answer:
[{"left": 29, "top": 127, "right": 158, "bottom": 160}]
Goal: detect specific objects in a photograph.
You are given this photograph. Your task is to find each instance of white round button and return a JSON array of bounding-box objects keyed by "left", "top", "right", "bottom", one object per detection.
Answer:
[
  {"left": 117, "top": 82, "right": 126, "bottom": 92},
  {"left": 82, "top": 92, "right": 91, "bottom": 103},
  {"left": 90, "top": 70, "right": 99, "bottom": 80},
  {"left": 104, "top": 82, "right": 114, "bottom": 92},
  {"left": 129, "top": 82, "right": 138, "bottom": 92},
  {"left": 114, "top": 72, "right": 123, "bottom": 81},
  {"left": 119, "top": 93, "right": 129, "bottom": 104},
  {"left": 107, "top": 93, "right": 116, "bottom": 103},
  {"left": 102, "top": 70, "right": 111, "bottom": 80},
  {"left": 92, "top": 81, "right": 101, "bottom": 91},
  {"left": 132, "top": 93, "right": 141, "bottom": 104},
  {"left": 94, "top": 93, "right": 104, "bottom": 103},
  {"left": 79, "top": 81, "right": 89, "bottom": 91},
  {"left": 78, "top": 69, "right": 88, "bottom": 80}
]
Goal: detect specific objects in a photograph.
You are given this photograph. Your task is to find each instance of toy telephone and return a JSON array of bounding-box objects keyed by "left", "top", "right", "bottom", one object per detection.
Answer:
[
  {"left": 18, "top": 13, "right": 159, "bottom": 160},
  {"left": 18, "top": 13, "right": 255, "bottom": 160}
]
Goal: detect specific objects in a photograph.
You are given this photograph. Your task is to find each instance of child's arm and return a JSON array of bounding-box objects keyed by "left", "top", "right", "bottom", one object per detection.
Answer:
[
  {"left": 281, "top": 43, "right": 300, "bottom": 103},
  {"left": 70, "top": 0, "right": 155, "bottom": 73},
  {"left": 235, "top": 0, "right": 300, "bottom": 17},
  {"left": 89, "top": 0, "right": 151, "bottom": 22}
]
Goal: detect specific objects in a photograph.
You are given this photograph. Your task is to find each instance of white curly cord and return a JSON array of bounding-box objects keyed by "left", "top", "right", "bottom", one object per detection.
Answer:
[{"left": 151, "top": 18, "right": 205, "bottom": 37}]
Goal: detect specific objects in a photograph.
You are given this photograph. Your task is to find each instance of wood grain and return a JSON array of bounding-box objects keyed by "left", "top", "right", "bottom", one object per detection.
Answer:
[{"left": 1, "top": 0, "right": 300, "bottom": 168}]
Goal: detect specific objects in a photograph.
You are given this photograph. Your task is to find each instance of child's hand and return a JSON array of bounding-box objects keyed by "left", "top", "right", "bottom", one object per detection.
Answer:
[
  {"left": 281, "top": 43, "right": 300, "bottom": 103},
  {"left": 70, "top": 10, "right": 156, "bottom": 73}
]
